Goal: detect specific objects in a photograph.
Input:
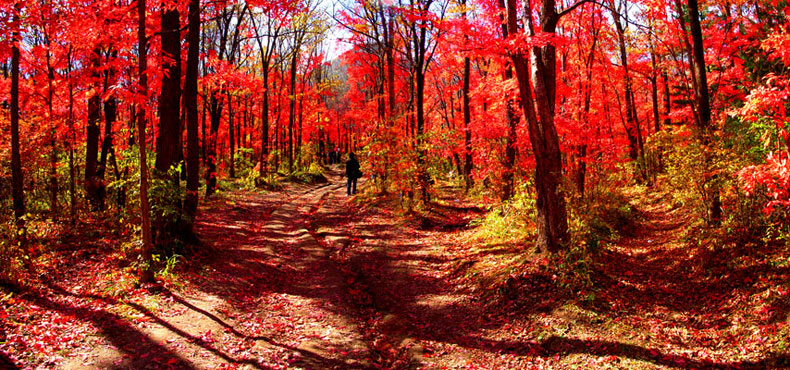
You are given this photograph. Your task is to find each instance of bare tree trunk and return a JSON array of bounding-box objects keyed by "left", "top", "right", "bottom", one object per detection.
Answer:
[
  {"left": 259, "top": 69, "right": 270, "bottom": 176},
  {"left": 504, "top": 0, "right": 571, "bottom": 252},
  {"left": 688, "top": 0, "right": 722, "bottom": 223},
  {"left": 228, "top": 91, "right": 235, "bottom": 178},
  {"left": 137, "top": 0, "right": 154, "bottom": 283},
  {"left": 67, "top": 49, "right": 76, "bottom": 225},
  {"left": 288, "top": 46, "right": 298, "bottom": 172},
  {"left": 610, "top": 0, "right": 641, "bottom": 161},
  {"left": 462, "top": 0, "right": 473, "bottom": 192},
  {"left": 86, "top": 49, "right": 103, "bottom": 210},
  {"left": 498, "top": 0, "right": 519, "bottom": 201},
  {"left": 386, "top": 10, "right": 396, "bottom": 122},
  {"left": 10, "top": 8, "right": 25, "bottom": 230},
  {"left": 663, "top": 71, "right": 671, "bottom": 126},
  {"left": 156, "top": 5, "right": 182, "bottom": 178},
  {"left": 576, "top": 11, "right": 598, "bottom": 197},
  {"left": 98, "top": 50, "right": 118, "bottom": 210},
  {"left": 45, "top": 36, "right": 59, "bottom": 218},
  {"left": 649, "top": 31, "right": 660, "bottom": 134},
  {"left": 154, "top": 4, "right": 183, "bottom": 246},
  {"left": 184, "top": 0, "right": 200, "bottom": 221},
  {"left": 675, "top": 0, "right": 700, "bottom": 126},
  {"left": 206, "top": 92, "right": 222, "bottom": 196}
]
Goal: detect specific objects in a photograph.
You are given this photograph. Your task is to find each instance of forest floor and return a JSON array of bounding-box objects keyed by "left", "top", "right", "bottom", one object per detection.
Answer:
[{"left": 2, "top": 168, "right": 790, "bottom": 369}]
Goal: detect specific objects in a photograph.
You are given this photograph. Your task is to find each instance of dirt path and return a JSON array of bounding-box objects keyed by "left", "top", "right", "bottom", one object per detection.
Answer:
[
  {"left": 542, "top": 191, "right": 790, "bottom": 369},
  {"left": 55, "top": 172, "right": 382, "bottom": 369},
  {"left": 8, "top": 179, "right": 789, "bottom": 369}
]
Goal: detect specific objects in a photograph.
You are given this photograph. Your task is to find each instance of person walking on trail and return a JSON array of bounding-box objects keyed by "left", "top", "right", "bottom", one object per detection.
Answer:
[{"left": 345, "top": 152, "right": 362, "bottom": 195}]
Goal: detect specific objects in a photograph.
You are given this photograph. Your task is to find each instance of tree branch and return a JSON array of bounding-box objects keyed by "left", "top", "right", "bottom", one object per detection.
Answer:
[{"left": 558, "top": 0, "right": 592, "bottom": 18}]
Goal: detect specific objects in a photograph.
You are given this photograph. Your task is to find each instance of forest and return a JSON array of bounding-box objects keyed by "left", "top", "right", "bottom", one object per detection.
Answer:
[{"left": 1, "top": 0, "right": 789, "bottom": 368}]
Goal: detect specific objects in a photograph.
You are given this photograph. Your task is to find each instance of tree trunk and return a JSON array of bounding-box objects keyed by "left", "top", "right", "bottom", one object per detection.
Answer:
[
  {"left": 462, "top": 52, "right": 473, "bottom": 191},
  {"left": 202, "top": 89, "right": 207, "bottom": 165},
  {"left": 240, "top": 97, "right": 245, "bottom": 158},
  {"left": 259, "top": 69, "right": 270, "bottom": 176},
  {"left": 576, "top": 10, "right": 597, "bottom": 197},
  {"left": 206, "top": 91, "right": 222, "bottom": 196},
  {"left": 416, "top": 67, "right": 429, "bottom": 203},
  {"left": 155, "top": 4, "right": 182, "bottom": 245},
  {"left": 85, "top": 49, "right": 102, "bottom": 210},
  {"left": 67, "top": 49, "right": 76, "bottom": 225},
  {"left": 498, "top": 0, "right": 519, "bottom": 201},
  {"left": 184, "top": 0, "right": 200, "bottom": 221},
  {"left": 610, "top": 1, "right": 641, "bottom": 161},
  {"left": 675, "top": 0, "right": 701, "bottom": 127},
  {"left": 297, "top": 74, "right": 306, "bottom": 166},
  {"left": 137, "top": 0, "right": 154, "bottom": 283},
  {"left": 44, "top": 31, "right": 59, "bottom": 218},
  {"left": 98, "top": 93, "right": 116, "bottom": 208},
  {"left": 663, "top": 71, "right": 671, "bottom": 126},
  {"left": 156, "top": 6, "right": 182, "bottom": 179},
  {"left": 98, "top": 50, "right": 118, "bottom": 210},
  {"left": 288, "top": 46, "right": 298, "bottom": 172},
  {"left": 228, "top": 91, "right": 235, "bottom": 178},
  {"left": 505, "top": 0, "right": 569, "bottom": 252},
  {"left": 687, "top": 0, "right": 722, "bottom": 223},
  {"left": 10, "top": 9, "right": 25, "bottom": 230},
  {"left": 649, "top": 32, "right": 660, "bottom": 134},
  {"left": 386, "top": 10, "right": 396, "bottom": 122}
]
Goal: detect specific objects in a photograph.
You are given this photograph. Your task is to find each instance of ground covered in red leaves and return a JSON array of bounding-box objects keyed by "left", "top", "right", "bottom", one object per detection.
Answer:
[{"left": 2, "top": 170, "right": 789, "bottom": 369}]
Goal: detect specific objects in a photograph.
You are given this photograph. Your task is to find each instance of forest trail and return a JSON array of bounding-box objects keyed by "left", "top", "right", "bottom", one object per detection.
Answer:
[
  {"left": 599, "top": 192, "right": 701, "bottom": 315},
  {"left": 53, "top": 170, "right": 496, "bottom": 370},
  {"left": 58, "top": 170, "right": 379, "bottom": 369},
  {"left": 10, "top": 181, "right": 789, "bottom": 370}
]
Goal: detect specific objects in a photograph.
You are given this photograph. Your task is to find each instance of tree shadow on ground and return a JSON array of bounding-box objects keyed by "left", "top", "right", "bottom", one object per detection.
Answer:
[
  {"left": 591, "top": 234, "right": 790, "bottom": 332},
  {"left": 17, "top": 287, "right": 196, "bottom": 370},
  {"left": 43, "top": 283, "right": 369, "bottom": 370},
  {"left": 0, "top": 350, "right": 19, "bottom": 369},
  {"left": 315, "top": 190, "right": 790, "bottom": 369},
  {"left": 540, "top": 336, "right": 790, "bottom": 369}
]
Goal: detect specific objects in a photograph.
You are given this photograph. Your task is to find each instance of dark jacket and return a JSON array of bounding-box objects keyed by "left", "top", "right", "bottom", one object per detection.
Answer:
[{"left": 346, "top": 157, "right": 361, "bottom": 179}]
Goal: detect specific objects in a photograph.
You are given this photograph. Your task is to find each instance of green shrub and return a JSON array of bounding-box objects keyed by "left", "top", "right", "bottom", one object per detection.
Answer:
[
  {"left": 568, "top": 182, "right": 634, "bottom": 254},
  {"left": 471, "top": 181, "right": 537, "bottom": 245}
]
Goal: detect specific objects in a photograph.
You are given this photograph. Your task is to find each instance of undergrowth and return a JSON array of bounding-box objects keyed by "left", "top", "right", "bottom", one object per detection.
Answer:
[{"left": 459, "top": 176, "right": 638, "bottom": 307}]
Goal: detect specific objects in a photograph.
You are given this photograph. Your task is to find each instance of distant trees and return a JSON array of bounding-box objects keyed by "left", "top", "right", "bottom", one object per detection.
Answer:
[
  {"left": 0, "top": 0, "right": 336, "bottom": 282},
  {"left": 2, "top": 0, "right": 789, "bottom": 276}
]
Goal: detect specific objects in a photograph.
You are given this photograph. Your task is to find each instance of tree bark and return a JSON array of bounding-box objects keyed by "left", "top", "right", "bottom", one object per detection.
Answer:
[
  {"left": 575, "top": 10, "right": 597, "bottom": 197},
  {"left": 663, "top": 71, "right": 671, "bottom": 126},
  {"left": 43, "top": 23, "right": 59, "bottom": 218},
  {"left": 610, "top": 0, "right": 642, "bottom": 161},
  {"left": 228, "top": 91, "right": 235, "bottom": 178},
  {"left": 98, "top": 50, "right": 119, "bottom": 210},
  {"left": 505, "top": 0, "right": 570, "bottom": 252},
  {"left": 288, "top": 43, "right": 298, "bottom": 172},
  {"left": 206, "top": 91, "right": 222, "bottom": 196},
  {"left": 154, "top": 4, "right": 183, "bottom": 245},
  {"left": 687, "top": 0, "right": 722, "bottom": 223},
  {"left": 67, "top": 49, "right": 76, "bottom": 225},
  {"left": 156, "top": 5, "right": 182, "bottom": 179},
  {"left": 649, "top": 31, "right": 660, "bottom": 134},
  {"left": 498, "top": 0, "right": 519, "bottom": 201},
  {"left": 184, "top": 0, "right": 200, "bottom": 221},
  {"left": 137, "top": 0, "right": 154, "bottom": 283},
  {"left": 462, "top": 0, "right": 473, "bottom": 192},
  {"left": 85, "top": 49, "right": 103, "bottom": 210},
  {"left": 10, "top": 8, "right": 25, "bottom": 229},
  {"left": 249, "top": 13, "right": 278, "bottom": 176}
]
